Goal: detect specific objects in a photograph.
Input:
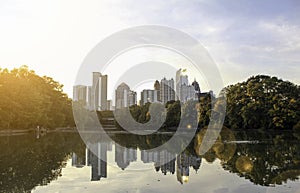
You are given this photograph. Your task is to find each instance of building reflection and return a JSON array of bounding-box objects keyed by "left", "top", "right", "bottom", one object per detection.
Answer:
[
  {"left": 87, "top": 143, "right": 108, "bottom": 181},
  {"left": 115, "top": 144, "right": 137, "bottom": 170},
  {"left": 71, "top": 152, "right": 85, "bottom": 168},
  {"left": 176, "top": 153, "right": 201, "bottom": 184},
  {"left": 71, "top": 143, "right": 201, "bottom": 184},
  {"left": 141, "top": 150, "right": 176, "bottom": 175}
]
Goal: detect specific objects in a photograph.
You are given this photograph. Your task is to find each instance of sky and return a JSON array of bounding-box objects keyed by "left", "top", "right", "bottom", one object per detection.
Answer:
[{"left": 0, "top": 0, "right": 299, "bottom": 98}]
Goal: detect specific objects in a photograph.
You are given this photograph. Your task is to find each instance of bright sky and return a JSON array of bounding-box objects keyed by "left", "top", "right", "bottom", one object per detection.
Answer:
[{"left": 1, "top": 0, "right": 299, "bottom": 98}]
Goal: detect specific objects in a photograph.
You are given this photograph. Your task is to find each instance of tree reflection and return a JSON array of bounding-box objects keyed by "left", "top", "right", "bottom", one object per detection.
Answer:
[
  {"left": 198, "top": 129, "right": 300, "bottom": 186},
  {"left": 0, "top": 132, "right": 85, "bottom": 192}
]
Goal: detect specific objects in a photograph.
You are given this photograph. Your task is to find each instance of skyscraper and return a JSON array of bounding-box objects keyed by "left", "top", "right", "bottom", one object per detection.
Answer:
[
  {"left": 176, "top": 69, "right": 188, "bottom": 101},
  {"left": 140, "top": 89, "right": 159, "bottom": 105},
  {"left": 154, "top": 80, "right": 160, "bottom": 90},
  {"left": 176, "top": 69, "right": 199, "bottom": 103},
  {"left": 73, "top": 85, "right": 87, "bottom": 104},
  {"left": 115, "top": 83, "right": 137, "bottom": 109},
  {"left": 127, "top": 90, "right": 137, "bottom": 107},
  {"left": 154, "top": 80, "right": 161, "bottom": 102},
  {"left": 91, "top": 72, "right": 108, "bottom": 111},
  {"left": 160, "top": 78, "right": 175, "bottom": 103},
  {"left": 87, "top": 86, "right": 92, "bottom": 110},
  {"left": 192, "top": 80, "right": 201, "bottom": 101}
]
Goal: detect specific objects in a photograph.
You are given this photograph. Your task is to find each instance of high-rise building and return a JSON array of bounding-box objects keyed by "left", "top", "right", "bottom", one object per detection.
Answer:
[
  {"left": 176, "top": 69, "right": 199, "bottom": 103},
  {"left": 140, "top": 89, "right": 159, "bottom": 105},
  {"left": 87, "top": 86, "right": 92, "bottom": 109},
  {"left": 73, "top": 85, "right": 87, "bottom": 104},
  {"left": 192, "top": 80, "right": 201, "bottom": 101},
  {"left": 181, "top": 84, "right": 196, "bottom": 103},
  {"left": 91, "top": 72, "right": 108, "bottom": 111},
  {"left": 154, "top": 80, "right": 160, "bottom": 90},
  {"left": 176, "top": 69, "right": 188, "bottom": 101},
  {"left": 115, "top": 83, "right": 137, "bottom": 109},
  {"left": 127, "top": 90, "right": 137, "bottom": 107},
  {"left": 160, "top": 78, "right": 175, "bottom": 103}
]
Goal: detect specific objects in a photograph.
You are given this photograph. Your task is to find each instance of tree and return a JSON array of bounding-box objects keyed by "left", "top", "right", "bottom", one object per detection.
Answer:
[
  {"left": 224, "top": 75, "right": 300, "bottom": 130},
  {"left": 0, "top": 66, "right": 74, "bottom": 130}
]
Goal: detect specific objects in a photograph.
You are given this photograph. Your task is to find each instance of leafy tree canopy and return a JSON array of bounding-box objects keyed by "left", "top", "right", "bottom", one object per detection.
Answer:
[
  {"left": 224, "top": 75, "right": 300, "bottom": 130},
  {"left": 0, "top": 66, "right": 74, "bottom": 130}
]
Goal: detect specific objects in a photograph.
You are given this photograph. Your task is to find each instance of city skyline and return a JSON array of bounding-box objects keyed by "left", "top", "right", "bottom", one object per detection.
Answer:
[{"left": 73, "top": 68, "right": 205, "bottom": 109}]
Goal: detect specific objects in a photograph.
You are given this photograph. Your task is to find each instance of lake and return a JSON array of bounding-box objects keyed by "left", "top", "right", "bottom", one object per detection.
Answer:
[{"left": 1, "top": 129, "right": 300, "bottom": 193}]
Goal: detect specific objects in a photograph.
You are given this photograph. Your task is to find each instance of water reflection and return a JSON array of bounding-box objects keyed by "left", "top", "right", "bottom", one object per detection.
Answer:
[
  {"left": 72, "top": 140, "right": 201, "bottom": 184},
  {"left": 1, "top": 129, "right": 300, "bottom": 192},
  {"left": 0, "top": 132, "right": 85, "bottom": 193}
]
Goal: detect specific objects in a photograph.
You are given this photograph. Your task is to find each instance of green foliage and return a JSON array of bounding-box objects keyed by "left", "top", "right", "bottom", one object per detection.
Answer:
[
  {"left": 224, "top": 75, "right": 300, "bottom": 130},
  {"left": 165, "top": 100, "right": 181, "bottom": 127},
  {"left": 0, "top": 66, "right": 74, "bottom": 130},
  {"left": 197, "top": 94, "right": 212, "bottom": 128},
  {"left": 122, "top": 101, "right": 181, "bottom": 129}
]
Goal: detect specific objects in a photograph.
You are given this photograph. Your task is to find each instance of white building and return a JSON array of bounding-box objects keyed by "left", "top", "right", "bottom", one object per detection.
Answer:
[
  {"left": 160, "top": 78, "right": 175, "bottom": 103},
  {"left": 73, "top": 85, "right": 87, "bottom": 104},
  {"left": 140, "top": 89, "right": 159, "bottom": 105},
  {"left": 91, "top": 72, "right": 108, "bottom": 111},
  {"left": 175, "top": 69, "right": 198, "bottom": 103},
  {"left": 115, "top": 83, "right": 137, "bottom": 109}
]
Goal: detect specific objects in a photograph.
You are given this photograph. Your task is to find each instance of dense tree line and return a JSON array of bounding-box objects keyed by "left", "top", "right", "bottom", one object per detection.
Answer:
[
  {"left": 0, "top": 66, "right": 74, "bottom": 130},
  {"left": 224, "top": 75, "right": 300, "bottom": 130},
  {"left": 119, "top": 75, "right": 299, "bottom": 131},
  {"left": 125, "top": 100, "right": 183, "bottom": 129}
]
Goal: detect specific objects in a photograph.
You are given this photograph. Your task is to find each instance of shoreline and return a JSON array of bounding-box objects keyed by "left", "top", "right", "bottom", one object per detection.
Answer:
[{"left": 0, "top": 127, "right": 297, "bottom": 136}]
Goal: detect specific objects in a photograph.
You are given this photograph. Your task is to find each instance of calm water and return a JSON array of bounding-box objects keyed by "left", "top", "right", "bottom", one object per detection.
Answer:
[{"left": 1, "top": 129, "right": 300, "bottom": 193}]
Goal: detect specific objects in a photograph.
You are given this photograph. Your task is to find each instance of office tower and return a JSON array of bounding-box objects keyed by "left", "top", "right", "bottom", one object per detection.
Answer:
[
  {"left": 181, "top": 84, "right": 196, "bottom": 103},
  {"left": 127, "top": 90, "right": 137, "bottom": 107},
  {"left": 154, "top": 80, "right": 160, "bottom": 90},
  {"left": 73, "top": 85, "right": 87, "bottom": 104},
  {"left": 91, "top": 72, "right": 108, "bottom": 111},
  {"left": 115, "top": 83, "right": 137, "bottom": 109},
  {"left": 176, "top": 69, "right": 188, "bottom": 101},
  {"left": 176, "top": 69, "right": 199, "bottom": 103},
  {"left": 192, "top": 80, "right": 201, "bottom": 101},
  {"left": 160, "top": 78, "right": 175, "bottom": 103},
  {"left": 87, "top": 86, "right": 92, "bottom": 109},
  {"left": 154, "top": 80, "right": 161, "bottom": 101},
  {"left": 140, "top": 89, "right": 159, "bottom": 105},
  {"left": 87, "top": 143, "right": 108, "bottom": 181}
]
